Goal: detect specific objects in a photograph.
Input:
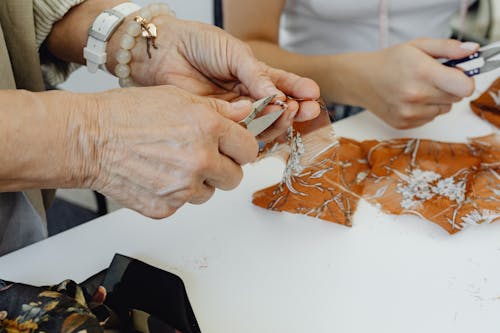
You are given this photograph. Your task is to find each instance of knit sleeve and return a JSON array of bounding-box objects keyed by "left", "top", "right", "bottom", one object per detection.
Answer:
[{"left": 33, "top": 0, "right": 86, "bottom": 87}]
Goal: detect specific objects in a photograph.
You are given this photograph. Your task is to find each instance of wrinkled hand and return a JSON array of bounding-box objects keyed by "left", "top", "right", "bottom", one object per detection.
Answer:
[
  {"left": 82, "top": 85, "right": 258, "bottom": 219},
  {"left": 107, "top": 13, "right": 321, "bottom": 142},
  {"left": 357, "top": 39, "right": 477, "bottom": 129}
]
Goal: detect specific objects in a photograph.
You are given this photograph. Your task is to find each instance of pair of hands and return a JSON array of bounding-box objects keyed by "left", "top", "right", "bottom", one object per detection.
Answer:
[
  {"left": 353, "top": 39, "right": 477, "bottom": 129},
  {"left": 83, "top": 13, "right": 320, "bottom": 218}
]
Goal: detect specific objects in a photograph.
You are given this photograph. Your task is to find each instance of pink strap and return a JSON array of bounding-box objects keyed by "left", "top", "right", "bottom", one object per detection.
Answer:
[
  {"left": 458, "top": 0, "right": 469, "bottom": 40},
  {"left": 378, "top": 0, "right": 470, "bottom": 50},
  {"left": 378, "top": 0, "right": 389, "bottom": 48}
]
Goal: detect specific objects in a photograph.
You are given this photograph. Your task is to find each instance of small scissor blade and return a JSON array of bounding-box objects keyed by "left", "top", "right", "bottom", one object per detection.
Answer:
[
  {"left": 479, "top": 46, "right": 500, "bottom": 60},
  {"left": 239, "top": 95, "right": 275, "bottom": 126},
  {"left": 443, "top": 44, "right": 500, "bottom": 68},
  {"left": 253, "top": 95, "right": 275, "bottom": 115},
  {"left": 480, "top": 60, "right": 500, "bottom": 74},
  {"left": 247, "top": 109, "right": 285, "bottom": 136}
]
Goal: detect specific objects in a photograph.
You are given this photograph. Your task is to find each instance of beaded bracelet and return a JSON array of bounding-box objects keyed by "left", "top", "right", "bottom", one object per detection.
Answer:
[{"left": 114, "top": 3, "right": 175, "bottom": 88}]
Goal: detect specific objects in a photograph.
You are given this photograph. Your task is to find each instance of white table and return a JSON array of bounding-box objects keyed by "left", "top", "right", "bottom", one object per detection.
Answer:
[{"left": 1, "top": 72, "right": 499, "bottom": 333}]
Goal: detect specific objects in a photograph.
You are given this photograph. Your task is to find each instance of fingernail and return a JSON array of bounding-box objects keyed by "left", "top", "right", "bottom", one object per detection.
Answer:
[
  {"left": 230, "top": 99, "right": 252, "bottom": 110},
  {"left": 460, "top": 42, "right": 479, "bottom": 51},
  {"left": 267, "top": 88, "right": 284, "bottom": 100},
  {"left": 287, "top": 109, "right": 298, "bottom": 121}
]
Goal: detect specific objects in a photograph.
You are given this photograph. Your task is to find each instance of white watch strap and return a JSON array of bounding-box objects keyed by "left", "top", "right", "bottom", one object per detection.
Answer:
[{"left": 84, "top": 2, "right": 141, "bottom": 73}]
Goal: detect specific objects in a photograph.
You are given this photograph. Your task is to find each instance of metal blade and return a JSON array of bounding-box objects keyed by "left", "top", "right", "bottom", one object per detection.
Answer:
[
  {"left": 481, "top": 60, "right": 500, "bottom": 74},
  {"left": 480, "top": 46, "right": 500, "bottom": 60},
  {"left": 239, "top": 95, "right": 275, "bottom": 126},
  {"left": 247, "top": 109, "right": 285, "bottom": 136}
]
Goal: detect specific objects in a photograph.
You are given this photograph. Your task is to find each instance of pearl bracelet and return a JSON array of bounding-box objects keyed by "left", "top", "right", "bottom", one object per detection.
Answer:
[{"left": 114, "top": 3, "right": 175, "bottom": 88}]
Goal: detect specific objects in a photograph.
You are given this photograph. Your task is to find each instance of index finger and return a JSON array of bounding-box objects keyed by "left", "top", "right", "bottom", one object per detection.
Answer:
[
  {"left": 266, "top": 67, "right": 321, "bottom": 100},
  {"left": 428, "top": 60, "right": 475, "bottom": 97}
]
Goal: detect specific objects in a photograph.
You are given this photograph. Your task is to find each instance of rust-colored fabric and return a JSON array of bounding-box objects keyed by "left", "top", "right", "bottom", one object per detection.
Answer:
[
  {"left": 470, "top": 78, "right": 500, "bottom": 128},
  {"left": 360, "top": 138, "right": 481, "bottom": 234},
  {"left": 253, "top": 133, "right": 500, "bottom": 234},
  {"left": 253, "top": 137, "right": 368, "bottom": 226}
]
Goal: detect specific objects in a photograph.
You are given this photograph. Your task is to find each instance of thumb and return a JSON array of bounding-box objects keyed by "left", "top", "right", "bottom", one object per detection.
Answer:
[
  {"left": 228, "top": 99, "right": 254, "bottom": 121},
  {"left": 411, "top": 38, "right": 479, "bottom": 59},
  {"left": 204, "top": 97, "right": 258, "bottom": 164}
]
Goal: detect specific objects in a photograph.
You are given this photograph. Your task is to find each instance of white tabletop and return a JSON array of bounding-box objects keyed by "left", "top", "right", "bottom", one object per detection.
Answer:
[{"left": 1, "top": 72, "right": 499, "bottom": 333}]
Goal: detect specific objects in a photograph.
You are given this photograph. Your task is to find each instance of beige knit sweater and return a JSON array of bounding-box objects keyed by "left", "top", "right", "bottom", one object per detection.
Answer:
[{"left": 34, "top": 0, "right": 86, "bottom": 86}]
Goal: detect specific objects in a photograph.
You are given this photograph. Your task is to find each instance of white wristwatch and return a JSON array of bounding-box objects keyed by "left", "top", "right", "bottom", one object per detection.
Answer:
[{"left": 83, "top": 2, "right": 141, "bottom": 73}]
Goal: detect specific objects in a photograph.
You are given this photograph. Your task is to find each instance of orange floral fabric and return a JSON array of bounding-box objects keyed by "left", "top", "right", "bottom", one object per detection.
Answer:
[
  {"left": 253, "top": 137, "right": 368, "bottom": 227},
  {"left": 471, "top": 78, "right": 500, "bottom": 128},
  {"left": 253, "top": 131, "right": 500, "bottom": 234}
]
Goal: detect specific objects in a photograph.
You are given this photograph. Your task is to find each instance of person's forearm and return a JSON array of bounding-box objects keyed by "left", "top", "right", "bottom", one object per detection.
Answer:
[
  {"left": 46, "top": 0, "right": 128, "bottom": 64},
  {"left": 247, "top": 40, "right": 372, "bottom": 106},
  {"left": 0, "top": 90, "right": 96, "bottom": 191}
]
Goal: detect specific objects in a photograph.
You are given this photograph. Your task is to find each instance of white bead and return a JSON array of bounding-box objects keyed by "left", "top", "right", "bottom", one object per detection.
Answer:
[
  {"left": 149, "top": 3, "right": 161, "bottom": 16},
  {"left": 115, "top": 49, "right": 132, "bottom": 64},
  {"left": 120, "top": 34, "right": 135, "bottom": 50},
  {"left": 126, "top": 21, "right": 141, "bottom": 37},
  {"left": 139, "top": 8, "right": 152, "bottom": 21},
  {"left": 119, "top": 77, "right": 137, "bottom": 88},
  {"left": 115, "top": 64, "right": 130, "bottom": 79}
]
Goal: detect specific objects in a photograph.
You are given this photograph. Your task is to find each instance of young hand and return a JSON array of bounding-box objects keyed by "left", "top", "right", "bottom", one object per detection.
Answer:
[{"left": 353, "top": 39, "right": 477, "bottom": 129}]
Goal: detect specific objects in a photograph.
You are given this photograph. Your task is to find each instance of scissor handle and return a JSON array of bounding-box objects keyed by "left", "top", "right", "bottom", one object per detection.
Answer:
[
  {"left": 463, "top": 68, "right": 480, "bottom": 77},
  {"left": 443, "top": 52, "right": 480, "bottom": 67}
]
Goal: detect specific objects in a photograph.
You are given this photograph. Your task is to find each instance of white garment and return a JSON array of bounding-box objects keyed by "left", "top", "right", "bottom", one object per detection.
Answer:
[{"left": 280, "top": 0, "right": 471, "bottom": 54}]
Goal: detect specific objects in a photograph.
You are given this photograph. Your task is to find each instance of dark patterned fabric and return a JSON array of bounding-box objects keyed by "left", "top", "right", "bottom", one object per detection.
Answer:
[
  {"left": 0, "top": 254, "right": 200, "bottom": 333},
  {"left": 0, "top": 280, "right": 101, "bottom": 333}
]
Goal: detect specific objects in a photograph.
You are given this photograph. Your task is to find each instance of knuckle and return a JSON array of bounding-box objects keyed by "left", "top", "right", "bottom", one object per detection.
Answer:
[
  {"left": 412, "top": 63, "right": 430, "bottom": 81},
  {"left": 190, "top": 186, "right": 216, "bottom": 205},
  {"left": 402, "top": 88, "right": 425, "bottom": 103},
  {"left": 392, "top": 120, "right": 413, "bottom": 130},
  {"left": 190, "top": 150, "right": 215, "bottom": 175},
  {"left": 463, "top": 80, "right": 475, "bottom": 97},
  {"left": 441, "top": 105, "right": 452, "bottom": 114},
  {"left": 397, "top": 107, "right": 419, "bottom": 122},
  {"left": 226, "top": 168, "right": 244, "bottom": 190},
  {"left": 204, "top": 97, "right": 227, "bottom": 114},
  {"left": 202, "top": 109, "right": 224, "bottom": 132},
  {"left": 142, "top": 200, "right": 178, "bottom": 220},
  {"left": 176, "top": 190, "right": 193, "bottom": 205}
]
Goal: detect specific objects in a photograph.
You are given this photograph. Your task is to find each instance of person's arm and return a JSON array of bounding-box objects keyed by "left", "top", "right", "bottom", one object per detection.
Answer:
[
  {"left": 0, "top": 85, "right": 259, "bottom": 218},
  {"left": 0, "top": 90, "right": 89, "bottom": 190},
  {"left": 2, "top": 0, "right": 321, "bottom": 220},
  {"left": 46, "top": 0, "right": 320, "bottom": 136},
  {"left": 224, "top": 0, "right": 478, "bottom": 129},
  {"left": 223, "top": 0, "right": 342, "bottom": 101},
  {"left": 45, "top": 0, "right": 127, "bottom": 65}
]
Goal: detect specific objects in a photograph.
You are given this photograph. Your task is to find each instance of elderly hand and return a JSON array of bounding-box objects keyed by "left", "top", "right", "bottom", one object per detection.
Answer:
[
  {"left": 79, "top": 85, "right": 258, "bottom": 219},
  {"left": 353, "top": 39, "right": 477, "bottom": 129},
  {"left": 106, "top": 11, "right": 321, "bottom": 142}
]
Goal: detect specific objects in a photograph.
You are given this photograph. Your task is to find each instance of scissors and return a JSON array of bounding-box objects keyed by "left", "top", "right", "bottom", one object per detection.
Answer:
[
  {"left": 443, "top": 44, "right": 500, "bottom": 76},
  {"left": 239, "top": 95, "right": 286, "bottom": 136}
]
